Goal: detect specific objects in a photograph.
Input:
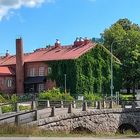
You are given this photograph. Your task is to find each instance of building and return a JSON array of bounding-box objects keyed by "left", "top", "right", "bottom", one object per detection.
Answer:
[
  {"left": 0, "top": 37, "right": 102, "bottom": 95},
  {"left": 0, "top": 37, "right": 122, "bottom": 96}
]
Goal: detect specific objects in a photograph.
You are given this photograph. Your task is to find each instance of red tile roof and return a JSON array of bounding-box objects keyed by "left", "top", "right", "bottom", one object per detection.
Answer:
[
  {"left": 0, "top": 67, "right": 15, "bottom": 76},
  {"left": 0, "top": 41, "right": 96, "bottom": 66}
]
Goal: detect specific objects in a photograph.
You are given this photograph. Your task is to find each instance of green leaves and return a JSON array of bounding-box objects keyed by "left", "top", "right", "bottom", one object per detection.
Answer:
[
  {"left": 38, "top": 88, "right": 73, "bottom": 101},
  {"left": 103, "top": 18, "right": 140, "bottom": 93}
]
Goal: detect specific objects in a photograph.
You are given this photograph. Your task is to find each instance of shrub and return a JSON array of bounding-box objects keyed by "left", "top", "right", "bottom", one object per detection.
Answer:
[
  {"left": 19, "top": 94, "right": 34, "bottom": 102},
  {"left": 120, "top": 94, "right": 134, "bottom": 101},
  {"left": 0, "top": 95, "right": 6, "bottom": 103},
  {"left": 1, "top": 105, "right": 13, "bottom": 113},
  {"left": 39, "top": 88, "right": 73, "bottom": 101},
  {"left": 11, "top": 94, "right": 19, "bottom": 103},
  {"left": 62, "top": 93, "right": 74, "bottom": 101},
  {"left": 84, "top": 92, "right": 102, "bottom": 101},
  {"left": 19, "top": 105, "right": 31, "bottom": 111}
]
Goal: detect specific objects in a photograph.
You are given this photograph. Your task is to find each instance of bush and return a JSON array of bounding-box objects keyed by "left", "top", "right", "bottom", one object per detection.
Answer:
[
  {"left": 11, "top": 94, "right": 19, "bottom": 103},
  {"left": 1, "top": 105, "right": 13, "bottom": 113},
  {"left": 120, "top": 94, "right": 134, "bottom": 101},
  {"left": 19, "top": 105, "right": 31, "bottom": 111},
  {"left": 84, "top": 92, "right": 102, "bottom": 101},
  {"left": 39, "top": 88, "right": 73, "bottom": 101},
  {"left": 19, "top": 94, "right": 34, "bottom": 102},
  {"left": 0, "top": 95, "right": 6, "bottom": 103},
  {"left": 62, "top": 93, "right": 73, "bottom": 101}
]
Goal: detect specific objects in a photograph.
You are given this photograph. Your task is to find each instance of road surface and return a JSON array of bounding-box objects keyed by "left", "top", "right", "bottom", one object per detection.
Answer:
[{"left": 0, "top": 137, "right": 140, "bottom": 140}]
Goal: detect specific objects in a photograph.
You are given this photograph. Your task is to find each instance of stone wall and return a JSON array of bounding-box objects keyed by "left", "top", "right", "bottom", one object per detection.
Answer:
[{"left": 29, "top": 108, "right": 140, "bottom": 134}]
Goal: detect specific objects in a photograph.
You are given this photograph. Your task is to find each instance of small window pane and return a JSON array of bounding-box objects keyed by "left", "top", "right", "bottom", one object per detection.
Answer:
[
  {"left": 38, "top": 84, "right": 45, "bottom": 92},
  {"left": 29, "top": 68, "right": 35, "bottom": 77},
  {"left": 39, "top": 67, "right": 45, "bottom": 76}
]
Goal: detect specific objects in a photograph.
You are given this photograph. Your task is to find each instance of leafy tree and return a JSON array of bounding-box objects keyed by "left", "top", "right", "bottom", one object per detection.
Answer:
[{"left": 103, "top": 18, "right": 140, "bottom": 94}]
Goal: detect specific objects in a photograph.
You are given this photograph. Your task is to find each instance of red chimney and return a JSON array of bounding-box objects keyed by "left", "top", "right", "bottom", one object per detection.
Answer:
[
  {"left": 16, "top": 38, "right": 24, "bottom": 95},
  {"left": 55, "top": 39, "right": 61, "bottom": 48}
]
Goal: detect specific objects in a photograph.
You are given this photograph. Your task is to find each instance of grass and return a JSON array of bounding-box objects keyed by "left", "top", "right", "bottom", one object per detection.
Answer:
[{"left": 0, "top": 124, "right": 140, "bottom": 137}]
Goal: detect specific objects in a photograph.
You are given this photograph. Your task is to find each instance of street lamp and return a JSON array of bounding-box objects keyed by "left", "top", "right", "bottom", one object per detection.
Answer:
[
  {"left": 110, "top": 39, "right": 130, "bottom": 97},
  {"left": 64, "top": 74, "right": 67, "bottom": 93},
  {"left": 110, "top": 41, "right": 115, "bottom": 97}
]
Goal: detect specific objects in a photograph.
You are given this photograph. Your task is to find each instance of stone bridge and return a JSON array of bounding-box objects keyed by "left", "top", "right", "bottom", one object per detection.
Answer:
[{"left": 29, "top": 107, "right": 140, "bottom": 134}]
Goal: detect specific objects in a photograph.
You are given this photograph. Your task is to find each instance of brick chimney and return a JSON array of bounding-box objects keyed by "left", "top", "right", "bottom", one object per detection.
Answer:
[{"left": 16, "top": 38, "right": 24, "bottom": 95}]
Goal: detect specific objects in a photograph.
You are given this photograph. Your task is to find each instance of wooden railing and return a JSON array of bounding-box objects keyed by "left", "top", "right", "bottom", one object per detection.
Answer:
[{"left": 0, "top": 109, "right": 38, "bottom": 126}]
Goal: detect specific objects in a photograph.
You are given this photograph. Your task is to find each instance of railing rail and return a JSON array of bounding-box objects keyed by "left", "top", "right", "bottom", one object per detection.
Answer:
[{"left": 0, "top": 109, "right": 38, "bottom": 125}]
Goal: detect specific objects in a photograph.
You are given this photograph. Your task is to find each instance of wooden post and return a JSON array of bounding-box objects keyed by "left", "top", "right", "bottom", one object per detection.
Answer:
[
  {"left": 61, "top": 101, "right": 64, "bottom": 108},
  {"left": 121, "top": 101, "right": 125, "bottom": 108},
  {"left": 68, "top": 103, "right": 73, "bottom": 113},
  {"left": 15, "top": 115, "right": 19, "bottom": 126},
  {"left": 102, "top": 100, "right": 106, "bottom": 109},
  {"left": 34, "top": 110, "right": 38, "bottom": 121},
  {"left": 50, "top": 106, "right": 55, "bottom": 117},
  {"left": 0, "top": 106, "right": 2, "bottom": 115},
  {"left": 97, "top": 101, "right": 101, "bottom": 109},
  {"left": 72, "top": 100, "right": 76, "bottom": 108},
  {"left": 132, "top": 101, "right": 136, "bottom": 109},
  {"left": 82, "top": 101, "right": 87, "bottom": 111},
  {"left": 46, "top": 100, "right": 50, "bottom": 108},
  {"left": 109, "top": 100, "right": 113, "bottom": 109},
  {"left": 31, "top": 100, "right": 37, "bottom": 110},
  {"left": 15, "top": 102, "right": 20, "bottom": 112},
  {"left": 94, "top": 101, "right": 98, "bottom": 108}
]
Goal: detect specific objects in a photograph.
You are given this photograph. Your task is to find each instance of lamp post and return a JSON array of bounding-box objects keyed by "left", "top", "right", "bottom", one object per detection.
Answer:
[
  {"left": 64, "top": 74, "right": 67, "bottom": 93},
  {"left": 110, "top": 39, "right": 130, "bottom": 98},
  {"left": 110, "top": 41, "right": 115, "bottom": 97}
]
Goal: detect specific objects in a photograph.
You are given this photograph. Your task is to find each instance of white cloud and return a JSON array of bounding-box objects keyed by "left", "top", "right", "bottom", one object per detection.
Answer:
[{"left": 0, "top": 0, "right": 54, "bottom": 21}]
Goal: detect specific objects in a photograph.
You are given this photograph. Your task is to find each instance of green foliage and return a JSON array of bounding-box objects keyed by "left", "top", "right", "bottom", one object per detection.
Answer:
[
  {"left": 19, "top": 94, "right": 34, "bottom": 102},
  {"left": 39, "top": 88, "right": 73, "bottom": 101},
  {"left": 119, "top": 94, "right": 134, "bottom": 101},
  {"left": 0, "top": 95, "right": 6, "bottom": 103},
  {"left": 19, "top": 105, "right": 31, "bottom": 111},
  {"left": 48, "top": 44, "right": 120, "bottom": 96},
  {"left": 62, "top": 93, "right": 74, "bottom": 101},
  {"left": 84, "top": 92, "right": 102, "bottom": 101},
  {"left": 103, "top": 18, "right": 140, "bottom": 93},
  {"left": 1, "top": 105, "right": 13, "bottom": 113},
  {"left": 11, "top": 94, "right": 19, "bottom": 103}
]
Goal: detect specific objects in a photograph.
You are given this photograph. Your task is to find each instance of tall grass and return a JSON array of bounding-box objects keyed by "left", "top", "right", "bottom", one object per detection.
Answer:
[{"left": 0, "top": 124, "right": 140, "bottom": 137}]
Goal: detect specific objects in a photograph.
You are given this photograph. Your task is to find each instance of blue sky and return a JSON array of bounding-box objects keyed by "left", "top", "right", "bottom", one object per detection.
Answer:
[{"left": 0, "top": 0, "right": 140, "bottom": 55}]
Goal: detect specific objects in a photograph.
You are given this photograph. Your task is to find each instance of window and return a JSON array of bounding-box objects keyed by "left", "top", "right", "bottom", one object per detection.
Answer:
[
  {"left": 7, "top": 79, "right": 12, "bottom": 87},
  {"left": 38, "top": 84, "right": 45, "bottom": 92},
  {"left": 48, "top": 67, "right": 52, "bottom": 75},
  {"left": 39, "top": 67, "right": 45, "bottom": 76},
  {"left": 29, "top": 68, "right": 35, "bottom": 77}
]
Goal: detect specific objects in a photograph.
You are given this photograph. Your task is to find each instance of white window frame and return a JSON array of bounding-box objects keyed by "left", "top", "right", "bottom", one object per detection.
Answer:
[
  {"left": 29, "top": 68, "right": 35, "bottom": 77},
  {"left": 39, "top": 67, "right": 45, "bottom": 76},
  {"left": 7, "top": 79, "right": 12, "bottom": 88},
  {"left": 38, "top": 84, "right": 45, "bottom": 92}
]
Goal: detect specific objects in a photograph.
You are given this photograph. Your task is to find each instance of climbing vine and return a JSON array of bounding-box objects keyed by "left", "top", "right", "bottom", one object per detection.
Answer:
[{"left": 48, "top": 44, "right": 121, "bottom": 97}]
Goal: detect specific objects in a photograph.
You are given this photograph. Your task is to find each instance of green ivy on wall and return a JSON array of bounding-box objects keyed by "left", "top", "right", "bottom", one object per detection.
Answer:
[{"left": 48, "top": 44, "right": 121, "bottom": 97}]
